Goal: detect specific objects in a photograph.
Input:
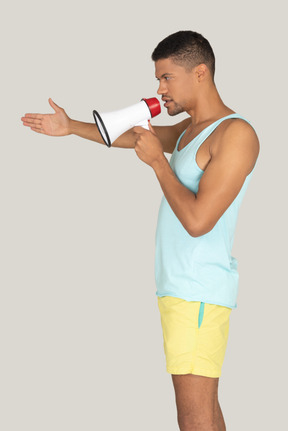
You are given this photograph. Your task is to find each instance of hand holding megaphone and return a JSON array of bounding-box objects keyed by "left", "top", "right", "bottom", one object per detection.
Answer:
[
  {"left": 133, "top": 120, "right": 166, "bottom": 168},
  {"left": 93, "top": 98, "right": 161, "bottom": 147}
]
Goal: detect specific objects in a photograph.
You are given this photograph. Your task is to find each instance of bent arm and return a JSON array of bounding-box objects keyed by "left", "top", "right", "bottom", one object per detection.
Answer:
[
  {"left": 152, "top": 121, "right": 260, "bottom": 237},
  {"left": 112, "top": 116, "right": 190, "bottom": 151}
]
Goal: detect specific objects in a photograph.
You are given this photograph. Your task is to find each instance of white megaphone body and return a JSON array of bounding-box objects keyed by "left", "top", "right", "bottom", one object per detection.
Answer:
[{"left": 93, "top": 97, "right": 161, "bottom": 147}]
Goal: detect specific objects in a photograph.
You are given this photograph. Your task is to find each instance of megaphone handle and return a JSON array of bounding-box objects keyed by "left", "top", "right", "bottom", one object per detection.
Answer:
[{"left": 135, "top": 119, "right": 149, "bottom": 130}]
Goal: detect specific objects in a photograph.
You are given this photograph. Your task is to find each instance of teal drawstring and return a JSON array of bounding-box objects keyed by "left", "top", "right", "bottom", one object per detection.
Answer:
[{"left": 198, "top": 302, "right": 205, "bottom": 328}]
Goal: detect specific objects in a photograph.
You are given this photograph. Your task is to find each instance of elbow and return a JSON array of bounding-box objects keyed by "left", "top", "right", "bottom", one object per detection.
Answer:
[
  {"left": 187, "top": 227, "right": 206, "bottom": 238},
  {"left": 183, "top": 204, "right": 219, "bottom": 237},
  {"left": 187, "top": 220, "right": 215, "bottom": 238},
  {"left": 188, "top": 230, "right": 203, "bottom": 238}
]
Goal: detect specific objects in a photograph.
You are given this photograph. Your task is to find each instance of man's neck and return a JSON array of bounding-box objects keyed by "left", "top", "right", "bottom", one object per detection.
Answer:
[{"left": 187, "top": 84, "right": 234, "bottom": 127}]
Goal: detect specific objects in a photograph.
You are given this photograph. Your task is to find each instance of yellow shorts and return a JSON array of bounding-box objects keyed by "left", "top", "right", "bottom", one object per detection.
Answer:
[{"left": 157, "top": 296, "right": 232, "bottom": 378}]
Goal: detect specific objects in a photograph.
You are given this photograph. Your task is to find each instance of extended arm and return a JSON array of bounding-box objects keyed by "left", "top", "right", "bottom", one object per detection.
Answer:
[
  {"left": 21, "top": 98, "right": 190, "bottom": 152},
  {"left": 134, "top": 120, "right": 260, "bottom": 237}
]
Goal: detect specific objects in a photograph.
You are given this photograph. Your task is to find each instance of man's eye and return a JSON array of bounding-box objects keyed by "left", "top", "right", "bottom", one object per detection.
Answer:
[{"left": 155, "top": 77, "right": 172, "bottom": 82}]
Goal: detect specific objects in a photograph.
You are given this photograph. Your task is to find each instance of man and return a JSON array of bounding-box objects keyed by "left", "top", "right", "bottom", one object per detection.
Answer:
[{"left": 21, "top": 31, "right": 259, "bottom": 431}]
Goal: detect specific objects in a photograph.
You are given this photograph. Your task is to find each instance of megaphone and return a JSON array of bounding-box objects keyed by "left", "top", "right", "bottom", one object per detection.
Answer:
[{"left": 93, "top": 97, "right": 161, "bottom": 147}]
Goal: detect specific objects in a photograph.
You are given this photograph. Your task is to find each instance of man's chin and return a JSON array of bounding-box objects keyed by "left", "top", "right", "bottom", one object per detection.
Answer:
[{"left": 167, "top": 106, "right": 184, "bottom": 116}]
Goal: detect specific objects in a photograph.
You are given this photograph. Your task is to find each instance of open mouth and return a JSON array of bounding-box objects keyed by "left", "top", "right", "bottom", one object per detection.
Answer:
[{"left": 162, "top": 99, "right": 172, "bottom": 108}]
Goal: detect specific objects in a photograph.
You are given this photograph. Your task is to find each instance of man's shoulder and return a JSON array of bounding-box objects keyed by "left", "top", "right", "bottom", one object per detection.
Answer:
[
  {"left": 213, "top": 117, "right": 259, "bottom": 152},
  {"left": 225, "top": 116, "right": 256, "bottom": 133},
  {"left": 209, "top": 117, "right": 260, "bottom": 174}
]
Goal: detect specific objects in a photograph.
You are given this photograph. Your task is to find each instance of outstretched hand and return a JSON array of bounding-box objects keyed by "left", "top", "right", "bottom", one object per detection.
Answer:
[
  {"left": 134, "top": 122, "right": 166, "bottom": 169},
  {"left": 21, "top": 98, "right": 71, "bottom": 136}
]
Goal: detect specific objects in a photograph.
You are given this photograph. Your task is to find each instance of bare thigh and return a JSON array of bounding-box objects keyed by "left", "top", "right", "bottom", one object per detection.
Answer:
[{"left": 172, "top": 374, "right": 220, "bottom": 424}]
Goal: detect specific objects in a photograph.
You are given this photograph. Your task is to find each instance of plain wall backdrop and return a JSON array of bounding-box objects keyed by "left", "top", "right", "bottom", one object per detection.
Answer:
[{"left": 1, "top": 1, "right": 287, "bottom": 429}]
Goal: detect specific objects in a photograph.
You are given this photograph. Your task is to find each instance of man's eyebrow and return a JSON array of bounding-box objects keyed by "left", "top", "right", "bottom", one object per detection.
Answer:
[{"left": 155, "top": 73, "right": 174, "bottom": 79}]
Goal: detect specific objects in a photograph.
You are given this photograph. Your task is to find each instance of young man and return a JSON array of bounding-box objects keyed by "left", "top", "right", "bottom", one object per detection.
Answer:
[{"left": 21, "top": 31, "right": 259, "bottom": 431}]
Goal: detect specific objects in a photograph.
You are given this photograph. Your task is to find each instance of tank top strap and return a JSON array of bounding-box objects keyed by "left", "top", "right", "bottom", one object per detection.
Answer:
[
  {"left": 176, "top": 129, "right": 186, "bottom": 148},
  {"left": 194, "top": 113, "right": 253, "bottom": 154}
]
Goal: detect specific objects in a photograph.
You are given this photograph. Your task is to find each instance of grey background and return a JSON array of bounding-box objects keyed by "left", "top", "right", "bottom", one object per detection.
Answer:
[{"left": 1, "top": 0, "right": 287, "bottom": 429}]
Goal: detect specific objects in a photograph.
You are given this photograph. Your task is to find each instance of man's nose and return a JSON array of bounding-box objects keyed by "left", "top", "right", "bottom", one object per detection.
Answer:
[{"left": 157, "top": 81, "right": 167, "bottom": 95}]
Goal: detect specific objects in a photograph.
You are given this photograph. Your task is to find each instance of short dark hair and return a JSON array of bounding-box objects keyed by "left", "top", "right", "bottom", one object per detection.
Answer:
[{"left": 152, "top": 31, "right": 215, "bottom": 81}]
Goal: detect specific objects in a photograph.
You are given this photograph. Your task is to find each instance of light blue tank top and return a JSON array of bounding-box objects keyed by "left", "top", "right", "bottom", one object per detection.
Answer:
[{"left": 155, "top": 114, "right": 255, "bottom": 309}]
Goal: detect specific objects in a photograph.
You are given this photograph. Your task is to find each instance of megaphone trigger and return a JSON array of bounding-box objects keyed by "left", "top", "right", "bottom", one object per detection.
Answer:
[{"left": 135, "top": 119, "right": 149, "bottom": 130}]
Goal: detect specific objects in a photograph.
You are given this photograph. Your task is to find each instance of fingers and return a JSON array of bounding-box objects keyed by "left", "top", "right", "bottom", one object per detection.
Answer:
[
  {"left": 133, "top": 126, "right": 146, "bottom": 134},
  {"left": 31, "top": 127, "right": 44, "bottom": 134},
  {"left": 21, "top": 97, "right": 61, "bottom": 121},
  {"left": 24, "top": 122, "right": 42, "bottom": 132},
  {"left": 21, "top": 114, "right": 43, "bottom": 134},
  {"left": 22, "top": 113, "right": 44, "bottom": 120},
  {"left": 21, "top": 117, "right": 43, "bottom": 132},
  {"left": 21, "top": 117, "right": 42, "bottom": 126}
]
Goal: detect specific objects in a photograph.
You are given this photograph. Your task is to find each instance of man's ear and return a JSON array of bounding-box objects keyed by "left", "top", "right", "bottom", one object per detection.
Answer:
[{"left": 195, "top": 64, "right": 208, "bottom": 82}]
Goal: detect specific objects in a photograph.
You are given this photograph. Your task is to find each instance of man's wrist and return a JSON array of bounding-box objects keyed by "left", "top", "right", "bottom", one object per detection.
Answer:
[
  {"left": 68, "top": 119, "right": 77, "bottom": 135},
  {"left": 152, "top": 154, "right": 169, "bottom": 173}
]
